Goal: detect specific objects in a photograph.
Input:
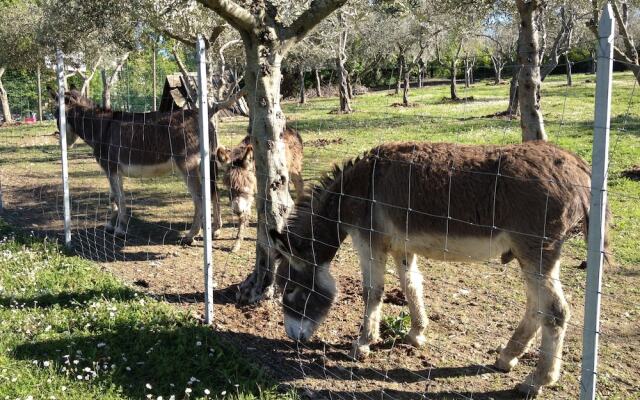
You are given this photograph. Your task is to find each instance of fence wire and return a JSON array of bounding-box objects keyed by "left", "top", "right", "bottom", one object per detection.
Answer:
[{"left": 0, "top": 46, "right": 638, "bottom": 400}]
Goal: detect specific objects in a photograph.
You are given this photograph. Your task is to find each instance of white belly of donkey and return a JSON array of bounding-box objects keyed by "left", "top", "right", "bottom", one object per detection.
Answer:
[
  {"left": 120, "top": 160, "right": 175, "bottom": 178},
  {"left": 405, "top": 232, "right": 511, "bottom": 262}
]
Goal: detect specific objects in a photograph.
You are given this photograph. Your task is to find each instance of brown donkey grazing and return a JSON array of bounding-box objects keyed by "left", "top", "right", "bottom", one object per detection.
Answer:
[
  {"left": 216, "top": 127, "right": 304, "bottom": 252},
  {"left": 269, "top": 141, "right": 611, "bottom": 396},
  {"left": 51, "top": 89, "right": 222, "bottom": 243}
]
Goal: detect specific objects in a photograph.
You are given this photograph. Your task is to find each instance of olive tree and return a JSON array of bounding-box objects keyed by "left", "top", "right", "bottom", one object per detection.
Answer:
[
  {"left": 588, "top": 0, "right": 640, "bottom": 84},
  {"left": 195, "top": 0, "right": 348, "bottom": 304},
  {"left": 515, "top": 0, "right": 547, "bottom": 141},
  {"left": 0, "top": 0, "right": 44, "bottom": 123}
]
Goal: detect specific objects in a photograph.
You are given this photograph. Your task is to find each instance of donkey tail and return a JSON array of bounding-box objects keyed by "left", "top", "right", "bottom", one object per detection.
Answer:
[{"left": 581, "top": 201, "right": 614, "bottom": 268}]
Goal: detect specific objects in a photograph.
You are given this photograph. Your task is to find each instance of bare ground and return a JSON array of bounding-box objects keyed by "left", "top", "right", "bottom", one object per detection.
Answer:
[{"left": 1, "top": 133, "right": 638, "bottom": 400}]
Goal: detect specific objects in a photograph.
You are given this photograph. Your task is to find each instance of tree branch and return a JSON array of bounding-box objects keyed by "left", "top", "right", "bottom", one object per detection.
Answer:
[
  {"left": 171, "top": 45, "right": 196, "bottom": 105},
  {"left": 162, "top": 29, "right": 198, "bottom": 47},
  {"left": 283, "top": 0, "right": 348, "bottom": 50},
  {"left": 611, "top": 0, "right": 638, "bottom": 64},
  {"left": 81, "top": 55, "right": 102, "bottom": 93},
  {"left": 108, "top": 52, "right": 130, "bottom": 87},
  {"left": 196, "top": 0, "right": 256, "bottom": 32},
  {"left": 210, "top": 88, "right": 247, "bottom": 114}
]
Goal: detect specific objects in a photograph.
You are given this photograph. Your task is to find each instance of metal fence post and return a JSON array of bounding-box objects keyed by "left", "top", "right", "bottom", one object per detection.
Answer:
[
  {"left": 56, "top": 50, "right": 72, "bottom": 248},
  {"left": 197, "top": 36, "right": 214, "bottom": 325},
  {"left": 579, "top": 4, "right": 614, "bottom": 399}
]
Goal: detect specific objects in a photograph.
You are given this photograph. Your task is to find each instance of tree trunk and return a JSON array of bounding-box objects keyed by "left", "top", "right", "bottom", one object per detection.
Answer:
[
  {"left": 37, "top": 66, "right": 43, "bottom": 123},
  {"left": 346, "top": 73, "right": 353, "bottom": 99},
  {"left": 395, "top": 54, "right": 404, "bottom": 95},
  {"left": 299, "top": 69, "right": 306, "bottom": 104},
  {"left": 418, "top": 66, "right": 424, "bottom": 88},
  {"left": 101, "top": 69, "right": 112, "bottom": 109},
  {"left": 464, "top": 58, "right": 470, "bottom": 88},
  {"left": 565, "top": 53, "right": 572, "bottom": 86},
  {"left": 516, "top": 0, "right": 547, "bottom": 141},
  {"left": 336, "top": 56, "right": 352, "bottom": 113},
  {"left": 450, "top": 61, "right": 458, "bottom": 100},
  {"left": 0, "top": 68, "right": 13, "bottom": 124},
  {"left": 590, "top": 48, "right": 597, "bottom": 74},
  {"left": 402, "top": 71, "right": 410, "bottom": 106},
  {"left": 239, "top": 35, "right": 293, "bottom": 303},
  {"left": 491, "top": 56, "right": 503, "bottom": 84},
  {"left": 153, "top": 42, "right": 158, "bottom": 111},
  {"left": 507, "top": 66, "right": 520, "bottom": 116},
  {"left": 314, "top": 68, "right": 322, "bottom": 97}
]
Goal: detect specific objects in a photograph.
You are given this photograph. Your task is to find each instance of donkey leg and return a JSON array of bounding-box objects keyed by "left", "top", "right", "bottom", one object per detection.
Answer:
[
  {"left": 231, "top": 213, "right": 247, "bottom": 253},
  {"left": 182, "top": 169, "right": 203, "bottom": 244},
  {"left": 105, "top": 175, "right": 119, "bottom": 233},
  {"left": 393, "top": 252, "right": 428, "bottom": 348},
  {"left": 109, "top": 174, "right": 128, "bottom": 237},
  {"left": 351, "top": 242, "right": 387, "bottom": 360},
  {"left": 518, "top": 260, "right": 569, "bottom": 396},
  {"left": 211, "top": 181, "right": 222, "bottom": 238},
  {"left": 496, "top": 274, "right": 541, "bottom": 372}
]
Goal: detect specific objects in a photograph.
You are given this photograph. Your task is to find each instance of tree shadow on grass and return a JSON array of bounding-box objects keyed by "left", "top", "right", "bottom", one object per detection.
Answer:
[
  {"left": 11, "top": 320, "right": 281, "bottom": 399},
  {"left": 9, "top": 286, "right": 532, "bottom": 400},
  {"left": 0, "top": 287, "right": 138, "bottom": 309}
]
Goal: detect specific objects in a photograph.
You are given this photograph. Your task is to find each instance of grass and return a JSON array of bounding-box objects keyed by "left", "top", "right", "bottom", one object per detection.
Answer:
[
  {"left": 218, "top": 72, "right": 640, "bottom": 267},
  {"left": 0, "top": 72, "right": 638, "bottom": 398},
  {"left": 0, "top": 219, "right": 294, "bottom": 400}
]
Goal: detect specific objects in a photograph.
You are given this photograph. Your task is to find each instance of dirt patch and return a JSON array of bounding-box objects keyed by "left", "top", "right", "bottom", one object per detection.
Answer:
[
  {"left": 2, "top": 127, "right": 638, "bottom": 400},
  {"left": 384, "top": 288, "right": 407, "bottom": 306},
  {"left": 440, "top": 96, "right": 475, "bottom": 103},
  {"left": 328, "top": 109, "right": 355, "bottom": 115},
  {"left": 390, "top": 102, "right": 420, "bottom": 108},
  {"left": 622, "top": 165, "right": 640, "bottom": 181},
  {"left": 307, "top": 138, "right": 345, "bottom": 148}
]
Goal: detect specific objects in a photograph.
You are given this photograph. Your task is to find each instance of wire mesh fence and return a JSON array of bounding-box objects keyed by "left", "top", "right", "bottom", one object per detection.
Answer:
[{"left": 0, "top": 12, "right": 638, "bottom": 400}]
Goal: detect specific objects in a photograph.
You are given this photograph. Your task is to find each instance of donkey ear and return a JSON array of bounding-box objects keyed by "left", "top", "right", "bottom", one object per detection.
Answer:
[
  {"left": 215, "top": 146, "right": 231, "bottom": 167},
  {"left": 269, "top": 228, "right": 291, "bottom": 256},
  {"left": 47, "top": 86, "right": 58, "bottom": 101},
  {"left": 241, "top": 145, "right": 254, "bottom": 169}
]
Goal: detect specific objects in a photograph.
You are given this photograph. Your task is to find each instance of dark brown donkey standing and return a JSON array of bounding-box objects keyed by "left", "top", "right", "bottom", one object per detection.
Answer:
[
  {"left": 51, "top": 89, "right": 222, "bottom": 243},
  {"left": 269, "top": 141, "right": 611, "bottom": 396},
  {"left": 216, "top": 127, "right": 304, "bottom": 252}
]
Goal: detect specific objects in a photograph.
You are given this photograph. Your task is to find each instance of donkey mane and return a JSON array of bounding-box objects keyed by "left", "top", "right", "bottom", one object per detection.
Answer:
[{"left": 287, "top": 154, "right": 365, "bottom": 230}]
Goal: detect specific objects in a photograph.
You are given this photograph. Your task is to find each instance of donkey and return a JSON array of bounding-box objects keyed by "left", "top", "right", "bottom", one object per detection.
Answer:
[
  {"left": 51, "top": 89, "right": 221, "bottom": 243},
  {"left": 216, "top": 127, "right": 304, "bottom": 252},
  {"left": 269, "top": 141, "right": 611, "bottom": 396}
]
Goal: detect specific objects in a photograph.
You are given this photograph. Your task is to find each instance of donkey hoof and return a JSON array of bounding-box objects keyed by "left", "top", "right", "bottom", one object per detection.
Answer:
[
  {"left": 179, "top": 237, "right": 194, "bottom": 246},
  {"left": 405, "top": 332, "right": 427, "bottom": 348},
  {"left": 350, "top": 342, "right": 371, "bottom": 360},
  {"left": 495, "top": 355, "right": 518, "bottom": 372},
  {"left": 517, "top": 374, "right": 542, "bottom": 397},
  {"left": 495, "top": 345, "right": 518, "bottom": 372}
]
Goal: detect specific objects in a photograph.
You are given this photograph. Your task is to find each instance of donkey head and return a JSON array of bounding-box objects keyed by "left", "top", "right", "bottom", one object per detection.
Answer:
[
  {"left": 269, "top": 228, "right": 337, "bottom": 342},
  {"left": 216, "top": 144, "right": 257, "bottom": 217},
  {"left": 48, "top": 86, "right": 91, "bottom": 147}
]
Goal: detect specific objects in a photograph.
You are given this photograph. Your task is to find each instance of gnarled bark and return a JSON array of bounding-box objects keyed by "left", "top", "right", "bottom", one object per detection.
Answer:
[
  {"left": 0, "top": 67, "right": 12, "bottom": 124},
  {"left": 314, "top": 68, "right": 322, "bottom": 97},
  {"left": 516, "top": 0, "right": 547, "bottom": 142},
  {"left": 100, "top": 52, "right": 130, "bottom": 109},
  {"left": 197, "top": 0, "right": 348, "bottom": 304},
  {"left": 299, "top": 69, "right": 306, "bottom": 104},
  {"left": 450, "top": 60, "right": 459, "bottom": 100}
]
